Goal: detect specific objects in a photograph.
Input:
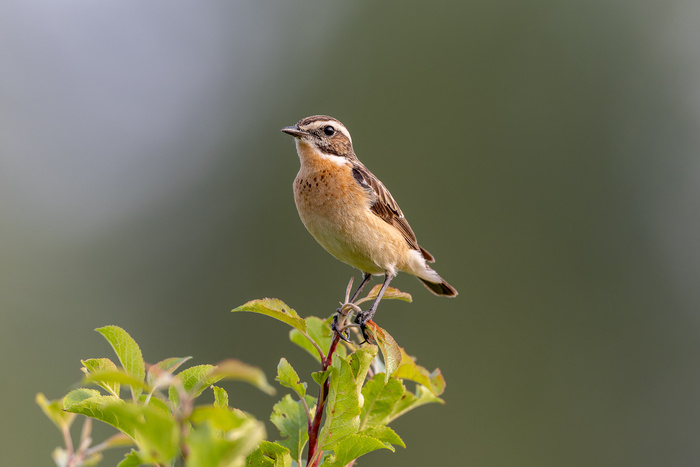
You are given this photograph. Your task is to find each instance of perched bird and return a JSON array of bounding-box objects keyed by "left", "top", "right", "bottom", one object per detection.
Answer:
[{"left": 281, "top": 115, "right": 457, "bottom": 332}]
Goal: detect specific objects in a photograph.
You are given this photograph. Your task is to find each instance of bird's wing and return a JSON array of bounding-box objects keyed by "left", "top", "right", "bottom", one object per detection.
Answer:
[{"left": 351, "top": 165, "right": 435, "bottom": 262}]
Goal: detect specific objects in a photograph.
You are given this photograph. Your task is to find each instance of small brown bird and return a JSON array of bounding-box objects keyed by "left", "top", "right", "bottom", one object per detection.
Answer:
[{"left": 282, "top": 115, "right": 457, "bottom": 331}]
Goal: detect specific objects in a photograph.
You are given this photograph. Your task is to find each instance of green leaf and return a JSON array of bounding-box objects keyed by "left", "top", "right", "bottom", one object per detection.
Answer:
[
  {"left": 355, "top": 284, "right": 412, "bottom": 306},
  {"left": 360, "top": 425, "right": 405, "bottom": 448},
  {"left": 385, "top": 385, "right": 444, "bottom": 424},
  {"left": 147, "top": 356, "right": 192, "bottom": 387},
  {"left": 270, "top": 394, "right": 315, "bottom": 463},
  {"left": 318, "top": 349, "right": 372, "bottom": 451},
  {"left": 190, "top": 405, "right": 251, "bottom": 431},
  {"left": 319, "top": 357, "right": 360, "bottom": 450},
  {"left": 81, "top": 369, "right": 150, "bottom": 394},
  {"left": 232, "top": 299, "right": 307, "bottom": 334},
  {"left": 81, "top": 358, "right": 121, "bottom": 396},
  {"left": 393, "top": 348, "right": 446, "bottom": 396},
  {"left": 117, "top": 450, "right": 145, "bottom": 467},
  {"left": 289, "top": 316, "right": 335, "bottom": 363},
  {"left": 318, "top": 347, "right": 377, "bottom": 451},
  {"left": 320, "top": 434, "right": 392, "bottom": 467},
  {"left": 36, "top": 393, "right": 76, "bottom": 431},
  {"left": 63, "top": 390, "right": 127, "bottom": 435},
  {"left": 169, "top": 364, "right": 221, "bottom": 406},
  {"left": 209, "top": 359, "right": 276, "bottom": 396},
  {"left": 247, "top": 441, "right": 293, "bottom": 467},
  {"left": 312, "top": 368, "right": 332, "bottom": 386},
  {"left": 365, "top": 322, "right": 402, "bottom": 379},
  {"left": 95, "top": 326, "right": 146, "bottom": 399},
  {"left": 64, "top": 391, "right": 179, "bottom": 463},
  {"left": 360, "top": 374, "right": 406, "bottom": 429},
  {"left": 187, "top": 410, "right": 266, "bottom": 467},
  {"left": 348, "top": 345, "right": 377, "bottom": 388},
  {"left": 64, "top": 388, "right": 104, "bottom": 409},
  {"left": 145, "top": 395, "right": 171, "bottom": 416},
  {"left": 276, "top": 358, "right": 306, "bottom": 399},
  {"left": 212, "top": 386, "right": 229, "bottom": 408}
]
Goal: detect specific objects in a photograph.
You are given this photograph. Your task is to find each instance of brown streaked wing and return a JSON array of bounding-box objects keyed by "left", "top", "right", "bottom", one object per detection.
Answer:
[{"left": 352, "top": 164, "right": 423, "bottom": 253}]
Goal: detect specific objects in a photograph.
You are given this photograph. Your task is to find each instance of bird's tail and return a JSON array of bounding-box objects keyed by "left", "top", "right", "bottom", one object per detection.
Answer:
[{"left": 418, "top": 276, "right": 458, "bottom": 297}]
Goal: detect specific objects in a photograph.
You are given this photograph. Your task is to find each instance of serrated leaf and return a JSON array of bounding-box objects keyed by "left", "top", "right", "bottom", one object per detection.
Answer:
[
  {"left": 312, "top": 368, "right": 332, "bottom": 386},
  {"left": 270, "top": 394, "right": 315, "bottom": 463},
  {"left": 364, "top": 322, "right": 402, "bottom": 379},
  {"left": 81, "top": 358, "right": 121, "bottom": 396},
  {"left": 276, "top": 358, "right": 306, "bottom": 399},
  {"left": 393, "top": 348, "right": 446, "bottom": 396},
  {"left": 289, "top": 316, "right": 336, "bottom": 363},
  {"left": 289, "top": 329, "right": 322, "bottom": 363},
  {"left": 64, "top": 391, "right": 179, "bottom": 463},
  {"left": 209, "top": 359, "right": 276, "bottom": 396},
  {"left": 355, "top": 285, "right": 412, "bottom": 306},
  {"left": 385, "top": 385, "right": 444, "bottom": 424},
  {"left": 247, "top": 440, "right": 293, "bottom": 467},
  {"left": 348, "top": 346, "right": 377, "bottom": 387},
  {"left": 144, "top": 395, "right": 171, "bottom": 416},
  {"left": 317, "top": 347, "right": 381, "bottom": 452},
  {"left": 169, "top": 364, "right": 221, "bottom": 406},
  {"left": 360, "top": 374, "right": 406, "bottom": 429},
  {"left": 212, "top": 386, "right": 229, "bottom": 408},
  {"left": 95, "top": 326, "right": 146, "bottom": 399},
  {"left": 318, "top": 353, "right": 365, "bottom": 450},
  {"left": 81, "top": 369, "right": 150, "bottom": 394},
  {"left": 320, "top": 434, "right": 392, "bottom": 467},
  {"left": 36, "top": 393, "right": 76, "bottom": 431},
  {"left": 117, "top": 450, "right": 145, "bottom": 467},
  {"left": 188, "top": 412, "right": 266, "bottom": 467},
  {"left": 360, "top": 425, "right": 405, "bottom": 448},
  {"left": 147, "top": 356, "right": 192, "bottom": 387},
  {"left": 190, "top": 406, "right": 250, "bottom": 431},
  {"left": 64, "top": 388, "right": 104, "bottom": 409},
  {"left": 232, "top": 299, "right": 307, "bottom": 334}
]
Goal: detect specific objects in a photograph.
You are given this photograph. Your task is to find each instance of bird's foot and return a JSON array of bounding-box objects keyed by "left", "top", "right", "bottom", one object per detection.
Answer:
[
  {"left": 333, "top": 301, "right": 363, "bottom": 343},
  {"left": 331, "top": 314, "right": 351, "bottom": 343},
  {"left": 353, "top": 308, "right": 377, "bottom": 345}
]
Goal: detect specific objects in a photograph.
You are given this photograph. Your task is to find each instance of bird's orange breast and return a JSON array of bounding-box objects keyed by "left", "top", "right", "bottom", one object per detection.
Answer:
[{"left": 292, "top": 142, "right": 408, "bottom": 274}]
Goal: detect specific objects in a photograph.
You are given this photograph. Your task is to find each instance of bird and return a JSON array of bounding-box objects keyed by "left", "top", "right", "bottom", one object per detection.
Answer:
[{"left": 281, "top": 115, "right": 457, "bottom": 334}]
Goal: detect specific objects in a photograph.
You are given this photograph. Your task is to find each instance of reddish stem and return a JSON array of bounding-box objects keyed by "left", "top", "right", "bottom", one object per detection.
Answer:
[{"left": 306, "top": 333, "right": 341, "bottom": 467}]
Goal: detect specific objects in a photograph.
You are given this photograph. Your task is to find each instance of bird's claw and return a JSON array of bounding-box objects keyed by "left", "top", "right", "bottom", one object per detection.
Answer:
[
  {"left": 331, "top": 314, "right": 352, "bottom": 343},
  {"left": 354, "top": 310, "right": 375, "bottom": 345}
]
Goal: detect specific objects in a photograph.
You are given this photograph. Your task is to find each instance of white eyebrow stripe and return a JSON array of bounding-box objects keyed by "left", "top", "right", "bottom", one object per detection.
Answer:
[
  {"left": 308, "top": 119, "right": 352, "bottom": 144},
  {"left": 335, "top": 124, "right": 352, "bottom": 143}
]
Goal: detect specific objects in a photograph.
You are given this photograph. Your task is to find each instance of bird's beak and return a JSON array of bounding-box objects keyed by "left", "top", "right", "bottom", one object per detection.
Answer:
[{"left": 281, "top": 125, "right": 308, "bottom": 138}]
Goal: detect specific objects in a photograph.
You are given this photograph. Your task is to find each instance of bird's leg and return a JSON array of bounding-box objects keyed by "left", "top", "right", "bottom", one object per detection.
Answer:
[
  {"left": 349, "top": 272, "right": 372, "bottom": 303},
  {"left": 333, "top": 272, "right": 372, "bottom": 341},
  {"left": 356, "top": 272, "right": 396, "bottom": 342}
]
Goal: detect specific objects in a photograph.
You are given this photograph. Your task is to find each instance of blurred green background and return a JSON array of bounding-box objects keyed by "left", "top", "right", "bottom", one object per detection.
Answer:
[{"left": 2, "top": 1, "right": 700, "bottom": 466}]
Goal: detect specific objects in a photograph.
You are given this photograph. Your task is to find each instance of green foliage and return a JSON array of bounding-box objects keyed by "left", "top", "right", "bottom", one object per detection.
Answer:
[
  {"left": 270, "top": 394, "right": 315, "bottom": 463},
  {"left": 233, "top": 290, "right": 445, "bottom": 467},
  {"left": 39, "top": 326, "right": 269, "bottom": 467},
  {"left": 40, "top": 286, "right": 445, "bottom": 466}
]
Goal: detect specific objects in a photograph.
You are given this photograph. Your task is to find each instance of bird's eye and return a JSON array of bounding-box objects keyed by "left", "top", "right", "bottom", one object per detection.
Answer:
[{"left": 323, "top": 125, "right": 336, "bottom": 136}]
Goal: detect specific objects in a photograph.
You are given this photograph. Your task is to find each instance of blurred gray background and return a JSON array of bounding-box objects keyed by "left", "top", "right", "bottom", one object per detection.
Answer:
[{"left": 2, "top": 1, "right": 700, "bottom": 466}]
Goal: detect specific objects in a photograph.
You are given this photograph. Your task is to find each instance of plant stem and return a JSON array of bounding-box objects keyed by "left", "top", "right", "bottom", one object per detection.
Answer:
[{"left": 306, "top": 332, "right": 341, "bottom": 467}]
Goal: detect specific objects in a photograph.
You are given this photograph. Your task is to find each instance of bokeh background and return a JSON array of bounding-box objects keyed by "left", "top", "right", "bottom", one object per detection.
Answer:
[{"left": 2, "top": 1, "right": 700, "bottom": 466}]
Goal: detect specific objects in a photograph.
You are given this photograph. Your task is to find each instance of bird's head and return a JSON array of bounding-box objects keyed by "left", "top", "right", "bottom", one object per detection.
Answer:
[{"left": 282, "top": 115, "right": 354, "bottom": 158}]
